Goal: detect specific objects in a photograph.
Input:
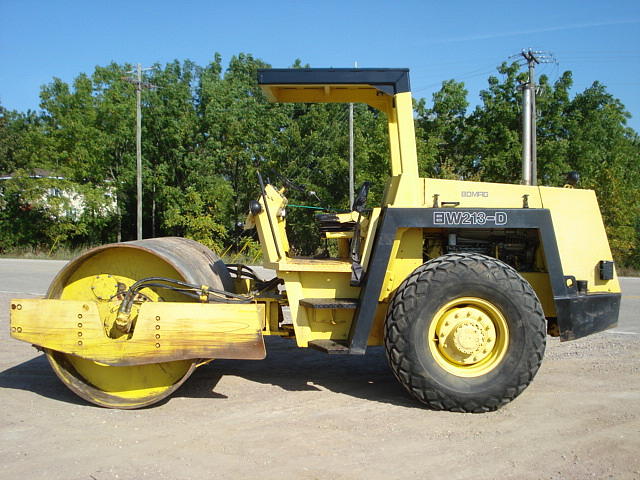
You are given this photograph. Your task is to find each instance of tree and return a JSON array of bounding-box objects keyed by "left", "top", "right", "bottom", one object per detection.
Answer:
[
  {"left": 563, "top": 81, "right": 640, "bottom": 264},
  {"left": 534, "top": 71, "right": 574, "bottom": 185},
  {"left": 1, "top": 55, "right": 637, "bottom": 268},
  {"left": 463, "top": 62, "right": 526, "bottom": 183},
  {"left": 0, "top": 104, "right": 49, "bottom": 175},
  {"left": 415, "top": 79, "right": 471, "bottom": 179}
]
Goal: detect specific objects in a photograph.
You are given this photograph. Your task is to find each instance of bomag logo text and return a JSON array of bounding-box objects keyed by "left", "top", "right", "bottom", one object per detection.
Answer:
[{"left": 461, "top": 191, "right": 489, "bottom": 197}]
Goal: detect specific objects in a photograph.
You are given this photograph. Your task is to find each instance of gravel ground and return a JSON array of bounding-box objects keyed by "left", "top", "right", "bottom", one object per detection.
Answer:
[{"left": 0, "top": 263, "right": 638, "bottom": 480}]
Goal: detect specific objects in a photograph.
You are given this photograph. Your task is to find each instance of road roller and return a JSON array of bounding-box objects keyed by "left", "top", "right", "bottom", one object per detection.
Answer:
[{"left": 9, "top": 68, "right": 621, "bottom": 412}]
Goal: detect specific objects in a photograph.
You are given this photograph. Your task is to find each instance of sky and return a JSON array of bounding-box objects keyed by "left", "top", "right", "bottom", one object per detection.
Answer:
[{"left": 1, "top": 0, "right": 639, "bottom": 131}]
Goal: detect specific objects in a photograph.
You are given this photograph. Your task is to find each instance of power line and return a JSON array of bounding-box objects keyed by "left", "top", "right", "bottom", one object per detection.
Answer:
[{"left": 412, "top": 67, "right": 498, "bottom": 94}]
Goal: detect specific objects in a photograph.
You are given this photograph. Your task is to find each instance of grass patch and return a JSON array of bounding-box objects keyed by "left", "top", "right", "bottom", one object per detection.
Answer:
[
  {"left": 2, "top": 243, "right": 638, "bottom": 277},
  {"left": 618, "top": 266, "right": 640, "bottom": 277},
  {"left": 0, "top": 245, "right": 93, "bottom": 261},
  {"left": 0, "top": 241, "right": 263, "bottom": 264},
  {"left": 221, "top": 251, "right": 264, "bottom": 266}
]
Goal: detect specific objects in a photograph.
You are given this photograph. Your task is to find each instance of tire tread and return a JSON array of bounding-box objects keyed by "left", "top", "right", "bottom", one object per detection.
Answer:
[{"left": 384, "top": 253, "right": 546, "bottom": 413}]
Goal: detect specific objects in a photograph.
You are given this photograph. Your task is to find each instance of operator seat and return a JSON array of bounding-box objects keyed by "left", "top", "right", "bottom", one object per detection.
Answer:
[{"left": 315, "top": 213, "right": 357, "bottom": 233}]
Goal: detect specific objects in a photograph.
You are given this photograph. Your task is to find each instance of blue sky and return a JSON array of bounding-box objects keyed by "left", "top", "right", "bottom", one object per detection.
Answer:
[{"left": 1, "top": 0, "right": 639, "bottom": 131}]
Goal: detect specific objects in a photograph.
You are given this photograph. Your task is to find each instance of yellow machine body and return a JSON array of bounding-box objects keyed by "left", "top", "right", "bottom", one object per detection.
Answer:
[
  {"left": 246, "top": 176, "right": 620, "bottom": 348},
  {"left": 248, "top": 69, "right": 620, "bottom": 350}
]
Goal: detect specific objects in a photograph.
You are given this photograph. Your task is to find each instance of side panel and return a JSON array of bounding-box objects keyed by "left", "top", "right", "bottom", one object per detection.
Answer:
[
  {"left": 377, "top": 228, "right": 423, "bottom": 302},
  {"left": 361, "top": 207, "right": 382, "bottom": 269},
  {"left": 278, "top": 270, "right": 359, "bottom": 347},
  {"left": 521, "top": 272, "right": 556, "bottom": 317},
  {"left": 539, "top": 186, "right": 620, "bottom": 293},
  {"left": 347, "top": 207, "right": 621, "bottom": 354}
]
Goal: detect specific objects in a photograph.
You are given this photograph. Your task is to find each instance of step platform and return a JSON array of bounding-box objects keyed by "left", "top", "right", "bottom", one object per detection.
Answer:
[{"left": 307, "top": 338, "right": 350, "bottom": 354}]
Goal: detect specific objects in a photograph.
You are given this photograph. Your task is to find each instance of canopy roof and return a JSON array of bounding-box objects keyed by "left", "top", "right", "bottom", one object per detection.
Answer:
[{"left": 257, "top": 68, "right": 410, "bottom": 108}]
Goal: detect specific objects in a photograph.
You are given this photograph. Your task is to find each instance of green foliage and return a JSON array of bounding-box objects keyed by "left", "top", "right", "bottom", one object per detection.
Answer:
[
  {"left": 162, "top": 187, "right": 228, "bottom": 252},
  {"left": 0, "top": 173, "right": 117, "bottom": 251},
  {"left": 1, "top": 55, "right": 638, "bottom": 268},
  {"left": 226, "top": 237, "right": 263, "bottom": 265},
  {"left": 416, "top": 79, "right": 472, "bottom": 179}
]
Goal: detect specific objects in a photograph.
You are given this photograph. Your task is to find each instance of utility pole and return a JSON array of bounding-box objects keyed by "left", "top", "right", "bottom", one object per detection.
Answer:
[
  {"left": 349, "top": 101, "right": 354, "bottom": 208},
  {"left": 521, "top": 50, "right": 539, "bottom": 186},
  {"left": 349, "top": 61, "right": 358, "bottom": 209},
  {"left": 515, "top": 49, "right": 555, "bottom": 185},
  {"left": 123, "top": 64, "right": 156, "bottom": 240},
  {"left": 521, "top": 85, "right": 532, "bottom": 186}
]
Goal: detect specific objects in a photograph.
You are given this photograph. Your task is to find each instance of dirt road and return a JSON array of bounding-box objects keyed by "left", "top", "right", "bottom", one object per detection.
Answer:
[{"left": 0, "top": 260, "right": 638, "bottom": 480}]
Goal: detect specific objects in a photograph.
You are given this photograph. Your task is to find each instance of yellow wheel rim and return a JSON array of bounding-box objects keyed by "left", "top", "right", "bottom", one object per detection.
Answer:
[{"left": 427, "top": 297, "right": 509, "bottom": 378}]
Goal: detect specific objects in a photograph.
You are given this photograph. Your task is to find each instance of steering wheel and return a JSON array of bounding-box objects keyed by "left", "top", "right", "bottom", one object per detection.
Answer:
[{"left": 352, "top": 182, "right": 370, "bottom": 213}]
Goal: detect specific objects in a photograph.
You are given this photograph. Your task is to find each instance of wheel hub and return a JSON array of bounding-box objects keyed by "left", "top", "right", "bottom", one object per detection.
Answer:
[
  {"left": 435, "top": 304, "right": 500, "bottom": 367},
  {"left": 452, "top": 321, "right": 485, "bottom": 355},
  {"left": 89, "top": 274, "right": 150, "bottom": 338}
]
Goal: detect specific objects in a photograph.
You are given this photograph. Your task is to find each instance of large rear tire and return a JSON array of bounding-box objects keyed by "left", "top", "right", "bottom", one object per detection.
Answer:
[
  {"left": 45, "top": 237, "right": 231, "bottom": 409},
  {"left": 384, "top": 253, "right": 546, "bottom": 412}
]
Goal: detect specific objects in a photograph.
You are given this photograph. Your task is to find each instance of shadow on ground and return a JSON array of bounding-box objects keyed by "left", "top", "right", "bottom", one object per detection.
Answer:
[
  {"left": 0, "top": 337, "right": 420, "bottom": 410},
  {"left": 0, "top": 355, "right": 87, "bottom": 406},
  {"left": 178, "top": 336, "right": 419, "bottom": 409}
]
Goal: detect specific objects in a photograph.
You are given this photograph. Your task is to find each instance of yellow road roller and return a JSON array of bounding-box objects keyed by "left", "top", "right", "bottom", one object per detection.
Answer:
[{"left": 9, "top": 68, "right": 621, "bottom": 412}]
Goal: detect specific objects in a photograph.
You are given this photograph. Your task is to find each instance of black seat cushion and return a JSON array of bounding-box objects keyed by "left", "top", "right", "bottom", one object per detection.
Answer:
[{"left": 315, "top": 213, "right": 356, "bottom": 233}]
